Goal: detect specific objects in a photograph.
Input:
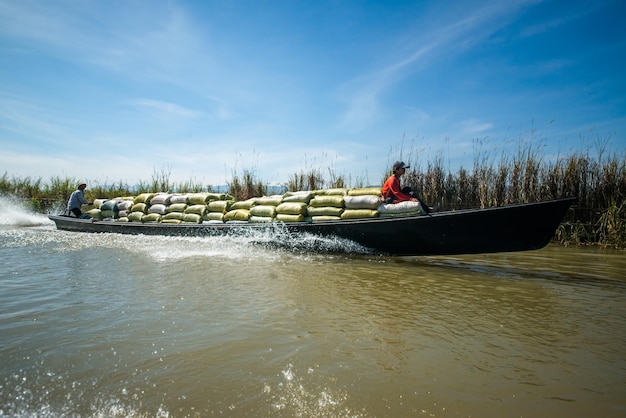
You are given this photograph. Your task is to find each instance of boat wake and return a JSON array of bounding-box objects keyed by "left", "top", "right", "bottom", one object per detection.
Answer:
[{"left": 0, "top": 196, "right": 54, "bottom": 227}]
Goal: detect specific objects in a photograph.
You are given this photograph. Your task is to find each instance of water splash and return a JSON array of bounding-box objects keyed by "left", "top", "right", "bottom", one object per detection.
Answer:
[{"left": 0, "top": 196, "right": 54, "bottom": 227}]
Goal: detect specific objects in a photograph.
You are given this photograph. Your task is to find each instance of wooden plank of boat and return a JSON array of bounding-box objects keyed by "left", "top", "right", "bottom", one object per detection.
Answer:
[{"left": 48, "top": 198, "right": 575, "bottom": 256}]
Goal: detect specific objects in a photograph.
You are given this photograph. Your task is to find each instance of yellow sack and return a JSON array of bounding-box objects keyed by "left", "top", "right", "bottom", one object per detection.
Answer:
[
  {"left": 223, "top": 209, "right": 251, "bottom": 222},
  {"left": 340, "top": 209, "right": 378, "bottom": 219},
  {"left": 276, "top": 202, "right": 308, "bottom": 215}
]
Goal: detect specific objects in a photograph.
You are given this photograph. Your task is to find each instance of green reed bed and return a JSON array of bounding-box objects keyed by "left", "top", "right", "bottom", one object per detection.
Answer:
[{"left": 1, "top": 145, "right": 625, "bottom": 248}]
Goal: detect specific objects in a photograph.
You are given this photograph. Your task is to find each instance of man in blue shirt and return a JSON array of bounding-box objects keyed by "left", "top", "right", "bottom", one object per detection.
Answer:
[{"left": 67, "top": 181, "right": 89, "bottom": 217}]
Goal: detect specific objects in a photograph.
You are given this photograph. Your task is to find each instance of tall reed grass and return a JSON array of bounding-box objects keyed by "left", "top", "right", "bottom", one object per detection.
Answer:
[{"left": 1, "top": 139, "right": 624, "bottom": 248}]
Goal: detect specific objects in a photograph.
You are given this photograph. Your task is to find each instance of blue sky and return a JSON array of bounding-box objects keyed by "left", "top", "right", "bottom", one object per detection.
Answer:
[{"left": 1, "top": 0, "right": 624, "bottom": 188}]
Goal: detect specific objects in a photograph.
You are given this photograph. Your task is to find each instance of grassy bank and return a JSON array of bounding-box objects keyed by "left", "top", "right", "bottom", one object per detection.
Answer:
[{"left": 2, "top": 145, "right": 624, "bottom": 249}]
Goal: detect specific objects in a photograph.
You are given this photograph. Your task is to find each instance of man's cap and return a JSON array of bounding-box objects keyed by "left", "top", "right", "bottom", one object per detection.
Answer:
[
  {"left": 393, "top": 161, "right": 410, "bottom": 171},
  {"left": 77, "top": 181, "right": 87, "bottom": 187}
]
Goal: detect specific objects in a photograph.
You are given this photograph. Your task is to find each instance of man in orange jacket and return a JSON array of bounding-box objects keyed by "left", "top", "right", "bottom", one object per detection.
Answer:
[{"left": 382, "top": 161, "right": 431, "bottom": 213}]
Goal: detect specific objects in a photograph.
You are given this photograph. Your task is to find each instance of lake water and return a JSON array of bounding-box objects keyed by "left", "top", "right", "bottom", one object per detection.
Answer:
[{"left": 1, "top": 197, "right": 625, "bottom": 417}]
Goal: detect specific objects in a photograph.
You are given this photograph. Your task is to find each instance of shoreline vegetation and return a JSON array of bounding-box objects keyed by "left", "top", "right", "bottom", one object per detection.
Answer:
[{"left": 2, "top": 141, "right": 625, "bottom": 249}]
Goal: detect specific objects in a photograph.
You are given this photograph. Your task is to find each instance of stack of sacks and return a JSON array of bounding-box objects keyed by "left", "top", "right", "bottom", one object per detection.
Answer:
[
  {"left": 307, "top": 188, "right": 347, "bottom": 222},
  {"left": 128, "top": 193, "right": 154, "bottom": 222},
  {"left": 146, "top": 193, "right": 170, "bottom": 223},
  {"left": 205, "top": 198, "right": 232, "bottom": 223},
  {"left": 162, "top": 194, "right": 188, "bottom": 224},
  {"left": 85, "top": 198, "right": 105, "bottom": 219},
  {"left": 377, "top": 200, "right": 425, "bottom": 217},
  {"left": 115, "top": 198, "right": 134, "bottom": 221},
  {"left": 183, "top": 193, "right": 210, "bottom": 224},
  {"left": 229, "top": 198, "right": 258, "bottom": 223},
  {"left": 246, "top": 195, "right": 282, "bottom": 223},
  {"left": 341, "top": 187, "right": 382, "bottom": 220},
  {"left": 273, "top": 190, "right": 313, "bottom": 223},
  {"left": 100, "top": 199, "right": 120, "bottom": 220}
]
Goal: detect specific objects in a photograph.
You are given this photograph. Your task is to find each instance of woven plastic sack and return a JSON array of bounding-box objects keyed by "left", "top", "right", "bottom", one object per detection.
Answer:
[
  {"left": 223, "top": 209, "right": 250, "bottom": 222},
  {"left": 377, "top": 201, "right": 424, "bottom": 214},
  {"left": 148, "top": 204, "right": 168, "bottom": 215},
  {"left": 315, "top": 188, "right": 348, "bottom": 196},
  {"left": 348, "top": 187, "right": 382, "bottom": 197},
  {"left": 276, "top": 213, "right": 305, "bottom": 223},
  {"left": 341, "top": 209, "right": 378, "bottom": 219},
  {"left": 162, "top": 212, "right": 184, "bottom": 220},
  {"left": 116, "top": 200, "right": 133, "bottom": 211},
  {"left": 311, "top": 215, "right": 341, "bottom": 222},
  {"left": 306, "top": 206, "right": 344, "bottom": 217},
  {"left": 230, "top": 198, "right": 257, "bottom": 210},
  {"left": 149, "top": 194, "right": 172, "bottom": 205},
  {"left": 184, "top": 204, "right": 207, "bottom": 215},
  {"left": 255, "top": 195, "right": 283, "bottom": 206},
  {"left": 182, "top": 213, "right": 202, "bottom": 223},
  {"left": 100, "top": 200, "right": 119, "bottom": 212},
  {"left": 250, "top": 205, "right": 276, "bottom": 218},
  {"left": 133, "top": 193, "right": 155, "bottom": 204},
  {"left": 282, "top": 191, "right": 313, "bottom": 203},
  {"left": 204, "top": 212, "right": 224, "bottom": 222},
  {"left": 131, "top": 203, "right": 148, "bottom": 213},
  {"left": 276, "top": 202, "right": 307, "bottom": 215},
  {"left": 128, "top": 212, "right": 144, "bottom": 222},
  {"left": 188, "top": 193, "right": 209, "bottom": 205},
  {"left": 309, "top": 195, "right": 345, "bottom": 208},
  {"left": 166, "top": 203, "right": 187, "bottom": 213},
  {"left": 207, "top": 200, "right": 231, "bottom": 213},
  {"left": 344, "top": 195, "right": 382, "bottom": 209},
  {"left": 161, "top": 219, "right": 182, "bottom": 224},
  {"left": 117, "top": 217, "right": 129, "bottom": 222},
  {"left": 169, "top": 194, "right": 188, "bottom": 204},
  {"left": 142, "top": 213, "right": 161, "bottom": 223},
  {"left": 379, "top": 211, "right": 423, "bottom": 218},
  {"left": 250, "top": 215, "right": 274, "bottom": 223},
  {"left": 100, "top": 209, "right": 117, "bottom": 219},
  {"left": 85, "top": 208, "right": 103, "bottom": 220}
]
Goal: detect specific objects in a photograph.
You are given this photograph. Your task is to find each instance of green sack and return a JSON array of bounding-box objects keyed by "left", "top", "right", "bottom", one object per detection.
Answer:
[
  {"left": 166, "top": 203, "right": 187, "bottom": 213},
  {"left": 188, "top": 193, "right": 209, "bottom": 205},
  {"left": 250, "top": 215, "right": 274, "bottom": 223},
  {"left": 100, "top": 209, "right": 117, "bottom": 219},
  {"left": 133, "top": 193, "right": 155, "bottom": 204},
  {"left": 161, "top": 219, "right": 182, "bottom": 224},
  {"left": 131, "top": 203, "right": 148, "bottom": 213},
  {"left": 142, "top": 213, "right": 161, "bottom": 223},
  {"left": 85, "top": 208, "right": 103, "bottom": 220},
  {"left": 276, "top": 202, "right": 308, "bottom": 215},
  {"left": 276, "top": 213, "right": 305, "bottom": 223},
  {"left": 182, "top": 213, "right": 202, "bottom": 223},
  {"left": 230, "top": 198, "right": 257, "bottom": 210},
  {"left": 282, "top": 191, "right": 313, "bottom": 203},
  {"left": 348, "top": 187, "right": 382, "bottom": 197},
  {"left": 100, "top": 200, "right": 119, "bottom": 211},
  {"left": 207, "top": 200, "right": 232, "bottom": 212},
  {"left": 223, "top": 209, "right": 251, "bottom": 222},
  {"left": 255, "top": 195, "right": 283, "bottom": 206},
  {"left": 204, "top": 212, "right": 224, "bottom": 222},
  {"left": 311, "top": 215, "right": 341, "bottom": 222},
  {"left": 162, "top": 212, "right": 184, "bottom": 220},
  {"left": 340, "top": 209, "right": 378, "bottom": 219},
  {"left": 250, "top": 205, "right": 276, "bottom": 218},
  {"left": 315, "top": 188, "right": 348, "bottom": 196},
  {"left": 306, "top": 206, "right": 344, "bottom": 217},
  {"left": 309, "top": 195, "right": 345, "bottom": 208},
  {"left": 127, "top": 211, "right": 144, "bottom": 222},
  {"left": 116, "top": 217, "right": 129, "bottom": 222},
  {"left": 184, "top": 204, "right": 207, "bottom": 215}
]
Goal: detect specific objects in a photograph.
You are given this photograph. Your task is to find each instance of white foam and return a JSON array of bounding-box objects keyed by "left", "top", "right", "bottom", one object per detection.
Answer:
[{"left": 0, "top": 196, "right": 54, "bottom": 227}]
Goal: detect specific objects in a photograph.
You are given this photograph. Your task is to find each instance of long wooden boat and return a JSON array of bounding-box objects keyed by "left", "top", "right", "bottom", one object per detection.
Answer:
[{"left": 49, "top": 198, "right": 574, "bottom": 256}]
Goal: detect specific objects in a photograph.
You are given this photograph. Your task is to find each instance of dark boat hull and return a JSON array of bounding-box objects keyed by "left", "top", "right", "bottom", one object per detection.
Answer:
[{"left": 48, "top": 198, "right": 575, "bottom": 256}]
